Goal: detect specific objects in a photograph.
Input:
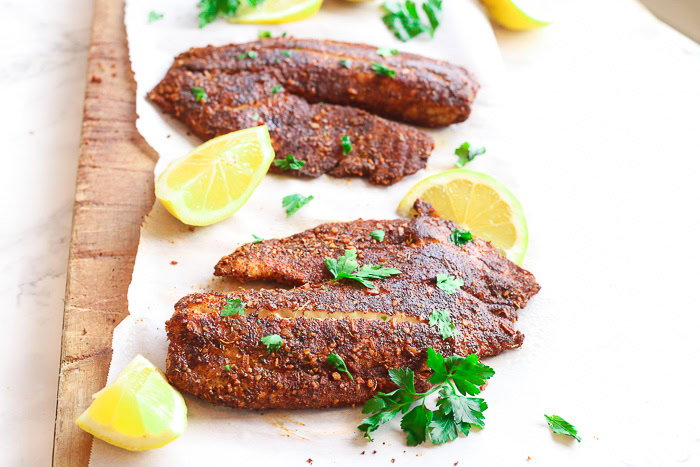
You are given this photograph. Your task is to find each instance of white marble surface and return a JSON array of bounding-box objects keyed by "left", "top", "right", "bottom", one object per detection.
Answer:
[{"left": 0, "top": 0, "right": 698, "bottom": 466}]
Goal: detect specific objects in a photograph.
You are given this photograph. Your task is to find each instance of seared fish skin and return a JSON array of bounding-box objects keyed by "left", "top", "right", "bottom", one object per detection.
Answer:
[
  {"left": 148, "top": 38, "right": 478, "bottom": 184},
  {"left": 166, "top": 202, "right": 539, "bottom": 410}
]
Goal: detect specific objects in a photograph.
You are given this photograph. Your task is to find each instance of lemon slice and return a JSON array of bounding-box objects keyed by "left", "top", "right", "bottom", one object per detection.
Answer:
[
  {"left": 75, "top": 355, "right": 187, "bottom": 451},
  {"left": 480, "top": 0, "right": 551, "bottom": 30},
  {"left": 231, "top": 0, "right": 323, "bottom": 24},
  {"left": 398, "top": 169, "right": 529, "bottom": 264},
  {"left": 156, "top": 126, "right": 275, "bottom": 226}
]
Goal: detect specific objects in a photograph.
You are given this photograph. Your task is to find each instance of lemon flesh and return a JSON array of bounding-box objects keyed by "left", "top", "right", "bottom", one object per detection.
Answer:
[
  {"left": 480, "top": 0, "right": 550, "bottom": 30},
  {"left": 75, "top": 355, "right": 187, "bottom": 451},
  {"left": 231, "top": 0, "right": 323, "bottom": 24},
  {"left": 398, "top": 169, "right": 529, "bottom": 264},
  {"left": 156, "top": 126, "right": 275, "bottom": 226}
]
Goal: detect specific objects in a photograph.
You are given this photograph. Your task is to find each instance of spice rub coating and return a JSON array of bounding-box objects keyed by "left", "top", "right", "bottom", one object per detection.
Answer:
[{"left": 166, "top": 202, "right": 540, "bottom": 409}]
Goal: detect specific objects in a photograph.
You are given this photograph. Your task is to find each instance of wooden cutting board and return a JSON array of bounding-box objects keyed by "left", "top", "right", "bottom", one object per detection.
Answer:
[{"left": 52, "top": 0, "right": 157, "bottom": 464}]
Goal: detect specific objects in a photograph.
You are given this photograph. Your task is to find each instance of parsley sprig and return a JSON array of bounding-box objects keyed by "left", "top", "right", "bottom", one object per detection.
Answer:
[
  {"left": 261, "top": 334, "right": 283, "bottom": 354},
  {"left": 358, "top": 348, "right": 494, "bottom": 445},
  {"left": 545, "top": 415, "right": 581, "bottom": 442},
  {"left": 450, "top": 228, "right": 474, "bottom": 245},
  {"left": 274, "top": 154, "right": 305, "bottom": 171},
  {"left": 324, "top": 249, "right": 400, "bottom": 288},
  {"left": 371, "top": 62, "right": 396, "bottom": 78},
  {"left": 198, "top": 0, "right": 241, "bottom": 28},
  {"left": 220, "top": 298, "right": 245, "bottom": 317},
  {"left": 436, "top": 273, "right": 463, "bottom": 294},
  {"left": 370, "top": 229, "right": 385, "bottom": 242},
  {"left": 191, "top": 87, "right": 207, "bottom": 102},
  {"left": 429, "top": 309, "right": 455, "bottom": 339},
  {"left": 382, "top": 0, "right": 442, "bottom": 42},
  {"left": 341, "top": 136, "right": 352, "bottom": 155},
  {"left": 282, "top": 193, "right": 313, "bottom": 216},
  {"left": 328, "top": 353, "right": 353, "bottom": 381},
  {"left": 237, "top": 50, "right": 258, "bottom": 60},
  {"left": 252, "top": 234, "right": 264, "bottom": 244},
  {"left": 455, "top": 142, "right": 486, "bottom": 167}
]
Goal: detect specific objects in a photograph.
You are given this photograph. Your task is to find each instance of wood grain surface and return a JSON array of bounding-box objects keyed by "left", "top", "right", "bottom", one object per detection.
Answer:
[{"left": 52, "top": 0, "right": 157, "bottom": 464}]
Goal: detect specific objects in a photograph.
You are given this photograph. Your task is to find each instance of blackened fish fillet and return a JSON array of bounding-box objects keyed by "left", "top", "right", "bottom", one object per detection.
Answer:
[{"left": 166, "top": 201, "right": 539, "bottom": 409}]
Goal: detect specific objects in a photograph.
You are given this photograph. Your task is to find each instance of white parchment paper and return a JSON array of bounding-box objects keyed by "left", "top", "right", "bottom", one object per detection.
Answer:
[{"left": 90, "top": 0, "right": 700, "bottom": 465}]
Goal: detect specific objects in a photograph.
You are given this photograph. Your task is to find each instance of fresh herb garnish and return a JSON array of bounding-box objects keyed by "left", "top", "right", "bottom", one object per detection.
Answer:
[
  {"left": 271, "top": 84, "right": 283, "bottom": 96},
  {"left": 371, "top": 62, "right": 396, "bottom": 78},
  {"left": 324, "top": 249, "right": 400, "bottom": 288},
  {"left": 429, "top": 309, "right": 455, "bottom": 339},
  {"left": 252, "top": 112, "right": 260, "bottom": 120},
  {"left": 237, "top": 50, "right": 259, "bottom": 60},
  {"left": 148, "top": 11, "right": 164, "bottom": 22},
  {"left": 455, "top": 142, "right": 486, "bottom": 167},
  {"left": 191, "top": 87, "right": 207, "bottom": 102},
  {"left": 436, "top": 273, "right": 463, "bottom": 294},
  {"left": 450, "top": 228, "right": 474, "bottom": 245},
  {"left": 341, "top": 136, "right": 352, "bottom": 155},
  {"left": 545, "top": 415, "right": 581, "bottom": 442},
  {"left": 252, "top": 234, "right": 264, "bottom": 244},
  {"left": 261, "top": 334, "right": 283, "bottom": 354},
  {"left": 370, "top": 229, "right": 385, "bottom": 242},
  {"left": 223, "top": 364, "right": 232, "bottom": 371},
  {"left": 377, "top": 47, "right": 399, "bottom": 57},
  {"left": 258, "top": 30, "right": 272, "bottom": 39},
  {"left": 282, "top": 50, "right": 293, "bottom": 57},
  {"left": 248, "top": 0, "right": 265, "bottom": 6},
  {"left": 358, "top": 348, "right": 493, "bottom": 445},
  {"left": 282, "top": 193, "right": 313, "bottom": 216},
  {"left": 198, "top": 0, "right": 241, "bottom": 28},
  {"left": 220, "top": 298, "right": 245, "bottom": 317},
  {"left": 328, "top": 353, "right": 353, "bottom": 381},
  {"left": 339, "top": 59, "right": 350, "bottom": 69},
  {"left": 381, "top": 0, "right": 442, "bottom": 42},
  {"left": 274, "top": 154, "right": 305, "bottom": 171}
]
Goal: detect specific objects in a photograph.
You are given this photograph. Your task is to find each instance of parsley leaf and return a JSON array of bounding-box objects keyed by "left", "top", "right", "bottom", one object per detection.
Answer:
[
  {"left": 282, "top": 193, "right": 313, "bottom": 216},
  {"left": 248, "top": 0, "right": 265, "bottom": 6},
  {"left": 261, "top": 334, "right": 283, "bottom": 354},
  {"left": 271, "top": 84, "right": 283, "bottom": 96},
  {"left": 328, "top": 353, "right": 353, "bottom": 380},
  {"left": 370, "top": 229, "right": 385, "bottom": 242},
  {"left": 237, "top": 50, "right": 258, "bottom": 60},
  {"left": 252, "top": 234, "right": 264, "bottom": 244},
  {"left": 382, "top": 0, "right": 442, "bottom": 42},
  {"left": 450, "top": 228, "right": 474, "bottom": 245},
  {"left": 282, "top": 50, "right": 293, "bottom": 57},
  {"left": 191, "top": 87, "right": 207, "bottom": 102},
  {"left": 324, "top": 249, "right": 400, "bottom": 288},
  {"left": 455, "top": 141, "right": 486, "bottom": 167},
  {"left": 339, "top": 59, "right": 351, "bottom": 69},
  {"left": 371, "top": 62, "right": 396, "bottom": 78},
  {"left": 545, "top": 415, "right": 581, "bottom": 442},
  {"left": 436, "top": 273, "right": 463, "bottom": 294},
  {"left": 429, "top": 309, "right": 455, "bottom": 340},
  {"left": 252, "top": 112, "right": 260, "bottom": 120},
  {"left": 148, "top": 11, "right": 164, "bottom": 22},
  {"left": 358, "top": 347, "right": 493, "bottom": 446},
  {"left": 274, "top": 154, "right": 305, "bottom": 171},
  {"left": 223, "top": 364, "right": 232, "bottom": 371},
  {"left": 220, "top": 298, "right": 245, "bottom": 317},
  {"left": 377, "top": 47, "right": 399, "bottom": 57},
  {"left": 198, "top": 0, "right": 240, "bottom": 28},
  {"left": 341, "top": 135, "right": 352, "bottom": 155},
  {"left": 258, "top": 30, "right": 272, "bottom": 39}
]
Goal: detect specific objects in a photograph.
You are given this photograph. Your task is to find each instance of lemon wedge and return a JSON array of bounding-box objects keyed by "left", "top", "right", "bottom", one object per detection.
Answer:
[
  {"left": 398, "top": 169, "right": 529, "bottom": 264},
  {"left": 480, "top": 0, "right": 550, "bottom": 30},
  {"left": 231, "top": 0, "right": 323, "bottom": 24},
  {"left": 75, "top": 355, "right": 187, "bottom": 451},
  {"left": 155, "top": 126, "right": 275, "bottom": 226}
]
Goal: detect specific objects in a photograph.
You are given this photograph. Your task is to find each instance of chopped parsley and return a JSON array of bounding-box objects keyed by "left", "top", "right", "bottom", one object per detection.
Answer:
[
  {"left": 252, "top": 112, "right": 260, "bottom": 120},
  {"left": 328, "top": 353, "right": 353, "bottom": 381},
  {"left": 324, "top": 249, "right": 400, "bottom": 289},
  {"left": 237, "top": 50, "right": 259, "bottom": 60},
  {"left": 271, "top": 84, "right": 283, "bottom": 96},
  {"left": 274, "top": 154, "right": 305, "bottom": 171},
  {"left": 381, "top": 0, "right": 442, "bottom": 42},
  {"left": 282, "top": 50, "right": 293, "bottom": 57},
  {"left": 220, "top": 298, "right": 245, "bottom": 317},
  {"left": 545, "top": 415, "right": 581, "bottom": 442},
  {"left": 429, "top": 309, "right": 455, "bottom": 339},
  {"left": 261, "top": 334, "right": 283, "bottom": 354},
  {"left": 148, "top": 11, "right": 164, "bottom": 22},
  {"left": 223, "top": 364, "right": 232, "bottom": 371},
  {"left": 198, "top": 0, "right": 241, "bottom": 28},
  {"left": 339, "top": 59, "right": 351, "bottom": 69},
  {"left": 455, "top": 142, "right": 486, "bottom": 167},
  {"left": 252, "top": 234, "right": 264, "bottom": 244},
  {"left": 191, "top": 87, "right": 207, "bottom": 102},
  {"left": 258, "top": 30, "right": 272, "bottom": 39},
  {"left": 377, "top": 47, "right": 399, "bottom": 57},
  {"left": 358, "top": 348, "right": 493, "bottom": 445},
  {"left": 450, "top": 228, "right": 474, "bottom": 245},
  {"left": 341, "top": 136, "right": 352, "bottom": 155},
  {"left": 436, "top": 273, "right": 463, "bottom": 294},
  {"left": 370, "top": 229, "right": 385, "bottom": 242},
  {"left": 282, "top": 193, "right": 313, "bottom": 216},
  {"left": 371, "top": 62, "right": 396, "bottom": 78}
]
